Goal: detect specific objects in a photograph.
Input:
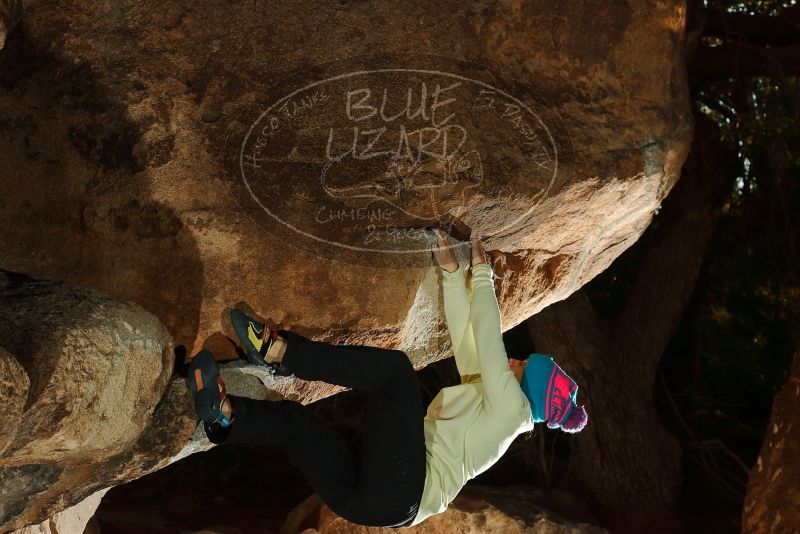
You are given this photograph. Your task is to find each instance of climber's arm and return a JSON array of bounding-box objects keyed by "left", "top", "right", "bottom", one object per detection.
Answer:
[
  {"left": 442, "top": 260, "right": 482, "bottom": 381},
  {"left": 469, "top": 263, "right": 529, "bottom": 417}
]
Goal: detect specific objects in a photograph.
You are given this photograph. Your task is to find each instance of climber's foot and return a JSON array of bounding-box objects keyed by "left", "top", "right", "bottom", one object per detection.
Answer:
[
  {"left": 471, "top": 237, "right": 489, "bottom": 267},
  {"left": 221, "top": 396, "right": 233, "bottom": 420},
  {"left": 204, "top": 395, "right": 236, "bottom": 444},
  {"left": 186, "top": 349, "right": 233, "bottom": 427},
  {"left": 230, "top": 309, "right": 290, "bottom": 374},
  {"left": 431, "top": 228, "right": 459, "bottom": 273}
]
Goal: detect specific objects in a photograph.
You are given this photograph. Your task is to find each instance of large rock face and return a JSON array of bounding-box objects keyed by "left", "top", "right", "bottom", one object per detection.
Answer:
[
  {"left": 0, "top": 0, "right": 691, "bottom": 370},
  {"left": 0, "top": 347, "right": 28, "bottom": 457}
]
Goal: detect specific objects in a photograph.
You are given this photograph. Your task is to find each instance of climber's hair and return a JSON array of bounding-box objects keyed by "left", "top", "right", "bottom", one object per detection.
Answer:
[{"left": 503, "top": 324, "right": 535, "bottom": 362}]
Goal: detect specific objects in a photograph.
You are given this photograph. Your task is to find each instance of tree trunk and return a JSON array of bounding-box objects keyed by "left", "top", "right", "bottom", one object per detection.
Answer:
[
  {"left": 703, "top": 5, "right": 800, "bottom": 47},
  {"left": 742, "top": 347, "right": 800, "bottom": 534},
  {"left": 688, "top": 4, "right": 800, "bottom": 81},
  {"left": 529, "top": 291, "right": 684, "bottom": 533},
  {"left": 690, "top": 43, "right": 800, "bottom": 81},
  {"left": 527, "top": 117, "right": 733, "bottom": 532}
]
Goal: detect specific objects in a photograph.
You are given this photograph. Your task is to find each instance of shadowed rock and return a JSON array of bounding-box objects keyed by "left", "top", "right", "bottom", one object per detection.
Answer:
[
  {"left": 283, "top": 485, "right": 608, "bottom": 533},
  {"left": 0, "top": 347, "right": 28, "bottom": 457},
  {"left": 742, "top": 350, "right": 800, "bottom": 533},
  {"left": 0, "top": 0, "right": 25, "bottom": 51}
]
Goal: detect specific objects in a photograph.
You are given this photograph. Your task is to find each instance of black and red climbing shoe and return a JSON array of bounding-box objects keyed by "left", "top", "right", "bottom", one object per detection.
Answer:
[{"left": 186, "top": 349, "right": 233, "bottom": 428}]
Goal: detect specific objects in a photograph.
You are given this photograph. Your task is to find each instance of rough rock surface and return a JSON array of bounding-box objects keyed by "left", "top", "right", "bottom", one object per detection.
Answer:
[
  {"left": 283, "top": 485, "right": 608, "bottom": 534},
  {"left": 0, "top": 269, "right": 177, "bottom": 531},
  {"left": 742, "top": 350, "right": 800, "bottom": 534},
  {"left": 0, "top": 268, "right": 341, "bottom": 532},
  {"left": 0, "top": 0, "right": 691, "bottom": 372},
  {"left": 0, "top": 347, "right": 28, "bottom": 457},
  {"left": 9, "top": 488, "right": 108, "bottom": 534}
]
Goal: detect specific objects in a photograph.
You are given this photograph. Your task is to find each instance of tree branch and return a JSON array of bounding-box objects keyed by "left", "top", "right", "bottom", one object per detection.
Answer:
[
  {"left": 702, "top": 5, "right": 800, "bottom": 47},
  {"left": 691, "top": 42, "right": 800, "bottom": 82},
  {"left": 527, "top": 289, "right": 605, "bottom": 376}
]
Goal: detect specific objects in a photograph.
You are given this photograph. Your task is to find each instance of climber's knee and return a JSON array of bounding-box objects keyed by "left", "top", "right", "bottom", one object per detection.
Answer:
[{"left": 382, "top": 349, "right": 415, "bottom": 381}]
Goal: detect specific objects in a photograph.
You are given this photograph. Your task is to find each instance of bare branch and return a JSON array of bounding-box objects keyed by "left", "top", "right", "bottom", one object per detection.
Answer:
[
  {"left": 703, "top": 5, "right": 800, "bottom": 47},
  {"left": 691, "top": 42, "right": 800, "bottom": 82}
]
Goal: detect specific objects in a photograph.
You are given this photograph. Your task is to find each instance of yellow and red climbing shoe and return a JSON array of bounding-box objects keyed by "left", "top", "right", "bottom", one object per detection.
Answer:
[{"left": 230, "top": 308, "right": 288, "bottom": 375}]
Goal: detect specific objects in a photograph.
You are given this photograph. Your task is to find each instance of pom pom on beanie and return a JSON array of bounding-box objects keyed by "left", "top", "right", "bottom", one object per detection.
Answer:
[{"left": 560, "top": 404, "right": 588, "bottom": 433}]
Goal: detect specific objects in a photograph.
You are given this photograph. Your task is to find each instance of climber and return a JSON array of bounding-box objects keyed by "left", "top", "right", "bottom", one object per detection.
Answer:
[{"left": 185, "top": 229, "right": 587, "bottom": 528}]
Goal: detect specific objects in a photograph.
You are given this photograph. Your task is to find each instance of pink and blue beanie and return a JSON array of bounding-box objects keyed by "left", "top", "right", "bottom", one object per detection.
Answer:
[{"left": 520, "top": 353, "right": 585, "bottom": 431}]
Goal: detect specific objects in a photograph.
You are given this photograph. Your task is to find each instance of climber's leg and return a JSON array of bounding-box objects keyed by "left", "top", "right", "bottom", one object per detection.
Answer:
[
  {"left": 279, "top": 330, "right": 416, "bottom": 393},
  {"left": 220, "top": 348, "right": 425, "bottom": 527},
  {"left": 264, "top": 336, "right": 287, "bottom": 362},
  {"left": 222, "top": 395, "right": 358, "bottom": 516},
  {"left": 230, "top": 308, "right": 288, "bottom": 370},
  {"left": 352, "top": 350, "right": 426, "bottom": 526},
  {"left": 280, "top": 336, "right": 427, "bottom": 525},
  {"left": 230, "top": 305, "right": 420, "bottom": 392}
]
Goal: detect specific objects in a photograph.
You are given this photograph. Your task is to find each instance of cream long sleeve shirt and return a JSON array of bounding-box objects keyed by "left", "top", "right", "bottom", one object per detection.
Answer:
[{"left": 408, "top": 262, "right": 534, "bottom": 527}]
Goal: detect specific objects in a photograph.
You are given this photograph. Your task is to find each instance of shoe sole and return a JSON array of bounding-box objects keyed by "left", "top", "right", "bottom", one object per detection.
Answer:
[
  {"left": 186, "top": 349, "right": 219, "bottom": 391},
  {"left": 186, "top": 349, "right": 222, "bottom": 423}
]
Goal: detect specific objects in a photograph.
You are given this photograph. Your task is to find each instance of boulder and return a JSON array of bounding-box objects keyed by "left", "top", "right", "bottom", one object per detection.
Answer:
[
  {"left": 0, "top": 268, "right": 336, "bottom": 532},
  {"left": 0, "top": 0, "right": 692, "bottom": 371},
  {"left": 0, "top": 270, "right": 175, "bottom": 467},
  {"left": 0, "top": 0, "right": 693, "bottom": 530},
  {"left": 0, "top": 269, "right": 177, "bottom": 531},
  {"left": 283, "top": 485, "right": 608, "bottom": 534}
]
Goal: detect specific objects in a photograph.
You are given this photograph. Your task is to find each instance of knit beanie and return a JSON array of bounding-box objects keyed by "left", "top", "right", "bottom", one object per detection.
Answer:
[{"left": 519, "top": 354, "right": 579, "bottom": 429}]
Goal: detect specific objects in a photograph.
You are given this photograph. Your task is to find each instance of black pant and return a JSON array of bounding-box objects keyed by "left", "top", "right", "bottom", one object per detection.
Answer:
[{"left": 217, "top": 330, "right": 426, "bottom": 528}]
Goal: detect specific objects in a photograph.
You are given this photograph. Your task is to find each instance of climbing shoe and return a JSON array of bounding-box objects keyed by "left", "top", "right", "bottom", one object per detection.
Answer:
[
  {"left": 230, "top": 308, "right": 292, "bottom": 375},
  {"left": 186, "top": 349, "right": 233, "bottom": 427}
]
